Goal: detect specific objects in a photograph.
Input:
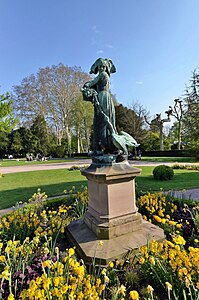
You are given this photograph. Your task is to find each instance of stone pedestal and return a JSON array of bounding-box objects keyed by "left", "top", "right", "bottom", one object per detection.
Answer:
[
  {"left": 66, "top": 159, "right": 165, "bottom": 264},
  {"left": 83, "top": 161, "right": 142, "bottom": 239}
]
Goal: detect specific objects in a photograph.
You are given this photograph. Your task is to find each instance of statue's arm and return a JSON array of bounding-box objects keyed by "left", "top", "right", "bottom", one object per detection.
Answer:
[{"left": 85, "top": 72, "right": 103, "bottom": 88}]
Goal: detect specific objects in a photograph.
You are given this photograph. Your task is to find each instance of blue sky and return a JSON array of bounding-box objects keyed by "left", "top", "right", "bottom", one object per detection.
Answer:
[{"left": 1, "top": 0, "right": 199, "bottom": 117}]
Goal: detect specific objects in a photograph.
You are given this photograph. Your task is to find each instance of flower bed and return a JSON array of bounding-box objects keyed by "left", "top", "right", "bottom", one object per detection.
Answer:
[{"left": 0, "top": 189, "right": 198, "bottom": 299}]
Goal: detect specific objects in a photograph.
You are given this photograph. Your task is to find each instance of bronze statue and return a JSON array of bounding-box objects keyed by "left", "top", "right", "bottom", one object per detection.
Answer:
[{"left": 81, "top": 58, "right": 139, "bottom": 159}]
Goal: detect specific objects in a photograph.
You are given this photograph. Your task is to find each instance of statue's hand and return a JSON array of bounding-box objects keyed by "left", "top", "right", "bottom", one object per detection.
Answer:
[{"left": 84, "top": 82, "right": 90, "bottom": 88}]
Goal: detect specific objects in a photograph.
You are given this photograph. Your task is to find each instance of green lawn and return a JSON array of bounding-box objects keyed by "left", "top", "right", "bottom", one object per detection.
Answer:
[
  {"left": 0, "top": 169, "right": 86, "bottom": 209},
  {"left": 136, "top": 166, "right": 199, "bottom": 192},
  {"left": 0, "top": 158, "right": 77, "bottom": 167},
  {"left": 0, "top": 166, "right": 199, "bottom": 210}
]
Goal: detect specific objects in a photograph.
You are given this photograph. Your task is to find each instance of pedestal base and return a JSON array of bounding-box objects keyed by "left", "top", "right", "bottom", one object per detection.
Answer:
[
  {"left": 66, "top": 159, "right": 165, "bottom": 265},
  {"left": 84, "top": 211, "right": 143, "bottom": 239},
  {"left": 66, "top": 218, "right": 165, "bottom": 265}
]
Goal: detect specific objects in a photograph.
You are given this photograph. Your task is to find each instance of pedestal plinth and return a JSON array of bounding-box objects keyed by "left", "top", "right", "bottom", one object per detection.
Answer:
[
  {"left": 66, "top": 159, "right": 165, "bottom": 264},
  {"left": 82, "top": 161, "right": 142, "bottom": 239}
]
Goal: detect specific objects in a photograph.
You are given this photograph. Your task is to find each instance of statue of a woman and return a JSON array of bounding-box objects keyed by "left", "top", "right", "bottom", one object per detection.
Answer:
[
  {"left": 82, "top": 58, "right": 117, "bottom": 154},
  {"left": 81, "top": 58, "right": 139, "bottom": 157}
]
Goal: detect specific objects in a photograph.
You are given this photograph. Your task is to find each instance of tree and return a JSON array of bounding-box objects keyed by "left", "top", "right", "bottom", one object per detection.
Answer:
[
  {"left": 183, "top": 71, "right": 199, "bottom": 150},
  {"left": 129, "top": 101, "right": 149, "bottom": 143},
  {"left": 72, "top": 94, "right": 93, "bottom": 153},
  {"left": 142, "top": 132, "right": 160, "bottom": 150},
  {"left": 166, "top": 99, "right": 185, "bottom": 150},
  {"left": 12, "top": 63, "right": 91, "bottom": 155},
  {"left": 16, "top": 127, "right": 39, "bottom": 155},
  {"left": 0, "top": 93, "right": 17, "bottom": 156},
  {"left": 115, "top": 103, "right": 147, "bottom": 144},
  {"left": 30, "top": 115, "right": 50, "bottom": 155},
  {"left": 0, "top": 93, "right": 17, "bottom": 133},
  {"left": 9, "top": 130, "right": 23, "bottom": 156},
  {"left": 144, "top": 112, "right": 171, "bottom": 151}
]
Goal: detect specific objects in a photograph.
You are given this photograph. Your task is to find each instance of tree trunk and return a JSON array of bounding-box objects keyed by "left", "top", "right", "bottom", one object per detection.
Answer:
[
  {"left": 65, "top": 125, "right": 71, "bottom": 157},
  {"left": 159, "top": 124, "right": 164, "bottom": 151},
  {"left": 177, "top": 121, "right": 182, "bottom": 150},
  {"left": 84, "top": 120, "right": 90, "bottom": 152},
  {"left": 80, "top": 135, "right": 84, "bottom": 152},
  {"left": 77, "top": 127, "right": 81, "bottom": 153}
]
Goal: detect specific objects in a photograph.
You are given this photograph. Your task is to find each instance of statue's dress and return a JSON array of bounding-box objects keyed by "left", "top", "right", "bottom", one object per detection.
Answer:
[{"left": 87, "top": 70, "right": 117, "bottom": 152}]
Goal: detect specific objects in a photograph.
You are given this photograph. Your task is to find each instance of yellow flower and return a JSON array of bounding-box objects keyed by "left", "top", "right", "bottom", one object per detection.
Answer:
[
  {"left": 99, "top": 284, "right": 105, "bottom": 293},
  {"left": 184, "top": 277, "right": 190, "bottom": 287},
  {"left": 0, "top": 255, "right": 6, "bottom": 262},
  {"left": 168, "top": 220, "right": 177, "bottom": 226},
  {"left": 139, "top": 257, "right": 145, "bottom": 264},
  {"left": 153, "top": 215, "right": 162, "bottom": 223},
  {"left": 96, "top": 278, "right": 101, "bottom": 287},
  {"left": 176, "top": 223, "right": 182, "bottom": 229},
  {"left": 44, "top": 247, "right": 49, "bottom": 254},
  {"left": 101, "top": 268, "right": 106, "bottom": 276},
  {"left": 129, "top": 290, "right": 139, "bottom": 299},
  {"left": 8, "top": 293, "right": 15, "bottom": 300},
  {"left": 42, "top": 260, "right": 51, "bottom": 268},
  {"left": 108, "top": 261, "right": 114, "bottom": 268},
  {"left": 55, "top": 247, "right": 59, "bottom": 255},
  {"left": 43, "top": 277, "right": 51, "bottom": 289},
  {"left": 99, "top": 240, "right": 103, "bottom": 247},
  {"left": 53, "top": 276, "right": 60, "bottom": 286},
  {"left": 118, "top": 284, "right": 126, "bottom": 296},
  {"left": 147, "top": 285, "right": 154, "bottom": 294},
  {"left": 149, "top": 256, "right": 155, "bottom": 265},
  {"left": 104, "top": 275, "right": 109, "bottom": 284},
  {"left": 165, "top": 282, "right": 172, "bottom": 290},
  {"left": 1, "top": 266, "right": 10, "bottom": 280},
  {"left": 173, "top": 235, "right": 186, "bottom": 245},
  {"left": 68, "top": 248, "right": 75, "bottom": 257}
]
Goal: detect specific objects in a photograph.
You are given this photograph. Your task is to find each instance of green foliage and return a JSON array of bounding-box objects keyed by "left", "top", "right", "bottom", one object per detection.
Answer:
[
  {"left": 0, "top": 93, "right": 14, "bottom": 132},
  {"left": 142, "top": 132, "right": 160, "bottom": 150},
  {"left": 183, "top": 71, "right": 199, "bottom": 150},
  {"left": 30, "top": 115, "right": 50, "bottom": 155},
  {"left": 65, "top": 185, "right": 88, "bottom": 219},
  {"left": 0, "top": 93, "right": 18, "bottom": 156},
  {"left": 50, "top": 144, "right": 67, "bottom": 158},
  {"left": 11, "top": 127, "right": 39, "bottom": 156},
  {"left": 9, "top": 130, "right": 23, "bottom": 155},
  {"left": 153, "top": 165, "right": 174, "bottom": 181},
  {"left": 12, "top": 63, "right": 92, "bottom": 155},
  {"left": 115, "top": 103, "right": 147, "bottom": 144}
]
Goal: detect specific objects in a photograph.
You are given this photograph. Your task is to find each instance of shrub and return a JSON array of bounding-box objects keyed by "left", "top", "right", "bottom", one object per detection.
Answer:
[
  {"left": 50, "top": 145, "right": 66, "bottom": 158},
  {"left": 153, "top": 165, "right": 174, "bottom": 181}
]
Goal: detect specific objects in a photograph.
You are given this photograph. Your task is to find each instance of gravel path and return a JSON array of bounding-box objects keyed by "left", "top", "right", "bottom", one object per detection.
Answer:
[
  {"left": 0, "top": 159, "right": 92, "bottom": 174},
  {"left": 0, "top": 159, "right": 191, "bottom": 174}
]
